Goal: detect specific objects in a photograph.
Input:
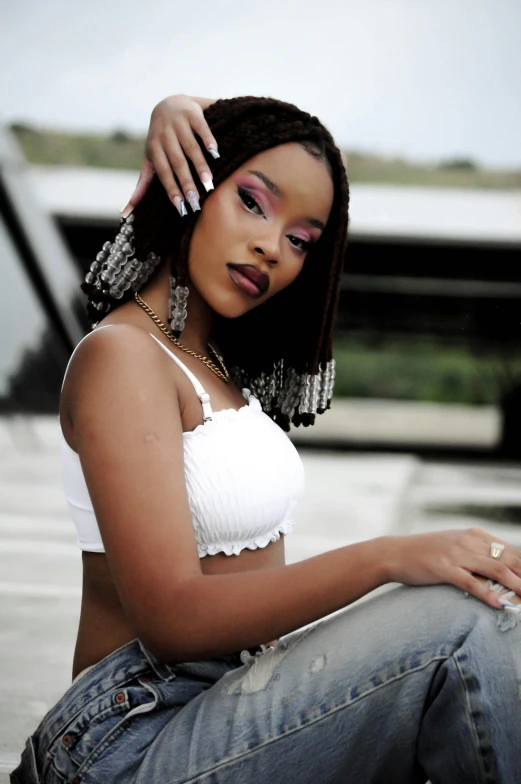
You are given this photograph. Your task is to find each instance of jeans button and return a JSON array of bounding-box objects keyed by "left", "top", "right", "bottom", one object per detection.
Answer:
[
  {"left": 62, "top": 734, "right": 73, "bottom": 747},
  {"left": 115, "top": 692, "right": 126, "bottom": 704}
]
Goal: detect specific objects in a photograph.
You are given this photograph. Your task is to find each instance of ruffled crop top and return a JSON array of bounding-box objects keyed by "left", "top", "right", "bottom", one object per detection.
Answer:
[{"left": 60, "top": 327, "right": 305, "bottom": 558}]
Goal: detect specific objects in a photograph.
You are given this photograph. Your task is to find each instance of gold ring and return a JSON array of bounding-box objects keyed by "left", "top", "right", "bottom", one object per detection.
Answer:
[{"left": 490, "top": 542, "right": 505, "bottom": 560}]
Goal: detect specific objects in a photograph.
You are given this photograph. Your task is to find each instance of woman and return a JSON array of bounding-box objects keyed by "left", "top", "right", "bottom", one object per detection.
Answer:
[{"left": 11, "top": 94, "right": 521, "bottom": 784}]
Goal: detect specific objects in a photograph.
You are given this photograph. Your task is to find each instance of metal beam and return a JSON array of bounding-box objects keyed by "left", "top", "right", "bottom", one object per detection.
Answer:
[{"left": 0, "top": 128, "right": 84, "bottom": 350}]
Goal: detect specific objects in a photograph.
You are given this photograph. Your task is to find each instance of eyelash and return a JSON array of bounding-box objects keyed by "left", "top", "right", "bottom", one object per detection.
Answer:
[{"left": 237, "top": 186, "right": 313, "bottom": 253}]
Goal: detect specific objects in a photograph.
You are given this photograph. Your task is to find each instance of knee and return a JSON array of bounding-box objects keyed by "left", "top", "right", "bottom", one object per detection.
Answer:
[{"left": 379, "top": 583, "right": 512, "bottom": 650}]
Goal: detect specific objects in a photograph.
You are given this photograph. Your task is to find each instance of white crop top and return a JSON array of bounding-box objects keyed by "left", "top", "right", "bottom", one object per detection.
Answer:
[{"left": 60, "top": 327, "right": 305, "bottom": 557}]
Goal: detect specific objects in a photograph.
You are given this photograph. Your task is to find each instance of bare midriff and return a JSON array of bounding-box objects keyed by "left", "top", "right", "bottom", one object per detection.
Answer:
[{"left": 72, "top": 542, "right": 284, "bottom": 680}]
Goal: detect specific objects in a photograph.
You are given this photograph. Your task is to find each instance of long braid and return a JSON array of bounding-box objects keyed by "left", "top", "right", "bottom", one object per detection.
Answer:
[{"left": 83, "top": 96, "right": 350, "bottom": 431}]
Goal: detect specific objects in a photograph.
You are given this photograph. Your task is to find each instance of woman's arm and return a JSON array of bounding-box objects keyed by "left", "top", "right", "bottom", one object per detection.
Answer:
[
  {"left": 145, "top": 539, "right": 390, "bottom": 661},
  {"left": 122, "top": 94, "right": 219, "bottom": 217},
  {"left": 71, "top": 327, "right": 521, "bottom": 663}
]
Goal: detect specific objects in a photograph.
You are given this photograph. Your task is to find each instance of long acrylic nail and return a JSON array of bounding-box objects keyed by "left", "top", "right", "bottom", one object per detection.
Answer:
[
  {"left": 120, "top": 203, "right": 133, "bottom": 218},
  {"left": 173, "top": 196, "right": 188, "bottom": 217},
  {"left": 200, "top": 172, "right": 214, "bottom": 192},
  {"left": 208, "top": 146, "right": 220, "bottom": 159},
  {"left": 186, "top": 191, "right": 201, "bottom": 212},
  {"left": 499, "top": 598, "right": 521, "bottom": 613}
]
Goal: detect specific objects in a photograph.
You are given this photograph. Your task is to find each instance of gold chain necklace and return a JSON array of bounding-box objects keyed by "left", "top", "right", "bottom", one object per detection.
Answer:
[{"left": 134, "top": 292, "right": 230, "bottom": 383}]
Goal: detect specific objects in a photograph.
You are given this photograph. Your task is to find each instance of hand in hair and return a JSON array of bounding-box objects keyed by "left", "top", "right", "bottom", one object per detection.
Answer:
[{"left": 121, "top": 94, "right": 219, "bottom": 218}]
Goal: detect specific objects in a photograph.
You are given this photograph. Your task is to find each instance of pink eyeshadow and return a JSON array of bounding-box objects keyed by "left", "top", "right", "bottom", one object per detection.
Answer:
[
  {"left": 235, "top": 175, "right": 322, "bottom": 240},
  {"left": 235, "top": 177, "right": 273, "bottom": 210}
]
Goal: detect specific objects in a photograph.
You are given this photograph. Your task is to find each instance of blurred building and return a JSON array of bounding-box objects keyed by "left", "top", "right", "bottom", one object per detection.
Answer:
[{"left": 2, "top": 128, "right": 521, "bottom": 454}]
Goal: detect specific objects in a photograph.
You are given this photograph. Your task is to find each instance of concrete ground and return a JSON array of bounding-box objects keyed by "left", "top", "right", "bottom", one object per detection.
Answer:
[
  {"left": 1, "top": 410, "right": 521, "bottom": 781},
  {"left": 290, "top": 397, "right": 500, "bottom": 449}
]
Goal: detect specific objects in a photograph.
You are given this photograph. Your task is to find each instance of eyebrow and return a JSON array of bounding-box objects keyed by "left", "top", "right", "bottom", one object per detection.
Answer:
[{"left": 247, "top": 169, "right": 326, "bottom": 231}]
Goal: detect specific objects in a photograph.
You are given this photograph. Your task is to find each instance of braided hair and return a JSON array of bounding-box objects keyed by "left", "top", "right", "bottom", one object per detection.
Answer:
[{"left": 82, "top": 96, "right": 350, "bottom": 431}]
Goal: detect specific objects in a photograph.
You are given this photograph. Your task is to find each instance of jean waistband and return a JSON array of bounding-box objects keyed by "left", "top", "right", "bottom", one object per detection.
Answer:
[
  {"left": 33, "top": 639, "right": 178, "bottom": 759},
  {"left": 33, "top": 638, "right": 260, "bottom": 761}
]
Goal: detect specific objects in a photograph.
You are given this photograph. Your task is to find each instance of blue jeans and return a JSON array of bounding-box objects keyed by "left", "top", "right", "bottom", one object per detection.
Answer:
[{"left": 11, "top": 584, "right": 521, "bottom": 783}]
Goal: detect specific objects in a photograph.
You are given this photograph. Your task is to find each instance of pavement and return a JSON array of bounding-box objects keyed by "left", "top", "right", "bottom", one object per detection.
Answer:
[
  {"left": 290, "top": 397, "right": 500, "bottom": 449},
  {"left": 1, "top": 410, "right": 521, "bottom": 781}
]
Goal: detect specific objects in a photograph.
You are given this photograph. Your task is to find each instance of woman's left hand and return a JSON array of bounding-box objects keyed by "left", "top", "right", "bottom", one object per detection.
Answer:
[{"left": 122, "top": 94, "right": 219, "bottom": 217}]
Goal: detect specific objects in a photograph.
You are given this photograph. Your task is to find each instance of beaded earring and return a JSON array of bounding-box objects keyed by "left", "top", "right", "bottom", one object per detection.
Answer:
[
  {"left": 84, "top": 214, "right": 162, "bottom": 303},
  {"left": 168, "top": 275, "right": 190, "bottom": 336}
]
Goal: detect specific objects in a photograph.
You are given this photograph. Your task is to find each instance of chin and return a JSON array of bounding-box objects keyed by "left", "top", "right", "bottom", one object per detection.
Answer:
[{"left": 208, "top": 291, "right": 259, "bottom": 320}]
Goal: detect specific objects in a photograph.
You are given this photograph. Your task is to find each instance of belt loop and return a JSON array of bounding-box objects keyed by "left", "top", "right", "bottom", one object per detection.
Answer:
[
  {"left": 138, "top": 640, "right": 177, "bottom": 682},
  {"left": 239, "top": 643, "right": 275, "bottom": 665}
]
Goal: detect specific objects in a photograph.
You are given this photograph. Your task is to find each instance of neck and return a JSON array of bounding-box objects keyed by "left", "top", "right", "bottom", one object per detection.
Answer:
[{"left": 138, "top": 262, "right": 214, "bottom": 355}]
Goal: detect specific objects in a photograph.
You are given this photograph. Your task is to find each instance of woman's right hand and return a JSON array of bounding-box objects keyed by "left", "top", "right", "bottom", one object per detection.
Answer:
[
  {"left": 122, "top": 94, "right": 219, "bottom": 218},
  {"left": 383, "top": 528, "right": 521, "bottom": 609}
]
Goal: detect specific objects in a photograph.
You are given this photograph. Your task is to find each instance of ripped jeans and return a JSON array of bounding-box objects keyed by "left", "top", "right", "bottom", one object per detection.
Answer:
[{"left": 11, "top": 584, "right": 521, "bottom": 784}]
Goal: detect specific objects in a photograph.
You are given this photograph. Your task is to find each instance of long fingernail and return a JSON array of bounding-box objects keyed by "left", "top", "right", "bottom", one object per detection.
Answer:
[
  {"left": 200, "top": 172, "right": 214, "bottom": 192},
  {"left": 120, "top": 203, "right": 133, "bottom": 218},
  {"left": 499, "top": 598, "right": 521, "bottom": 613},
  {"left": 208, "top": 146, "right": 220, "bottom": 159},
  {"left": 173, "top": 196, "right": 188, "bottom": 217},
  {"left": 186, "top": 191, "right": 201, "bottom": 212}
]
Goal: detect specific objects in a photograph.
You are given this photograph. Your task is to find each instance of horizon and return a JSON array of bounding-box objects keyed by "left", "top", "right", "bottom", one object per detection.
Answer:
[{"left": 9, "top": 122, "right": 521, "bottom": 175}]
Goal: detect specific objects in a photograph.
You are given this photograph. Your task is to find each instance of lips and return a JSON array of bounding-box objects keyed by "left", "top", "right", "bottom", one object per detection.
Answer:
[{"left": 226, "top": 263, "right": 270, "bottom": 297}]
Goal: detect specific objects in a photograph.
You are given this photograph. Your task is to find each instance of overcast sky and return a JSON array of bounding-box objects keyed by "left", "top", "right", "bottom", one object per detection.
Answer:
[{"left": 1, "top": 0, "right": 520, "bottom": 167}]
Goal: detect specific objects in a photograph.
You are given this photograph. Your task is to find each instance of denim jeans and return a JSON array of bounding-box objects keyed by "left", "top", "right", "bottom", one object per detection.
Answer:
[{"left": 11, "top": 583, "right": 521, "bottom": 784}]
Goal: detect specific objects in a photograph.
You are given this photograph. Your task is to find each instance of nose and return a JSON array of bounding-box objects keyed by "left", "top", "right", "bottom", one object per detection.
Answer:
[{"left": 249, "top": 231, "right": 280, "bottom": 265}]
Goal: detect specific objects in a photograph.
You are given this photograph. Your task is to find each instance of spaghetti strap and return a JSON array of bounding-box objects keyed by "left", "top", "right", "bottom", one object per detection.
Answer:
[
  {"left": 148, "top": 333, "right": 213, "bottom": 422},
  {"left": 60, "top": 326, "right": 213, "bottom": 424}
]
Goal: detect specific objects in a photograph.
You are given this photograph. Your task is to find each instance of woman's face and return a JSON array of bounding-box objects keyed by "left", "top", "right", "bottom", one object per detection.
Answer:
[{"left": 187, "top": 142, "right": 334, "bottom": 318}]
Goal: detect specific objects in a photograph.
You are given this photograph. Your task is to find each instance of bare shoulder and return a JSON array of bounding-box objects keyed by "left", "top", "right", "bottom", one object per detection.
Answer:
[
  {"left": 60, "top": 323, "right": 175, "bottom": 445},
  {"left": 64, "top": 323, "right": 171, "bottom": 404},
  {"left": 67, "top": 322, "right": 184, "bottom": 480}
]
